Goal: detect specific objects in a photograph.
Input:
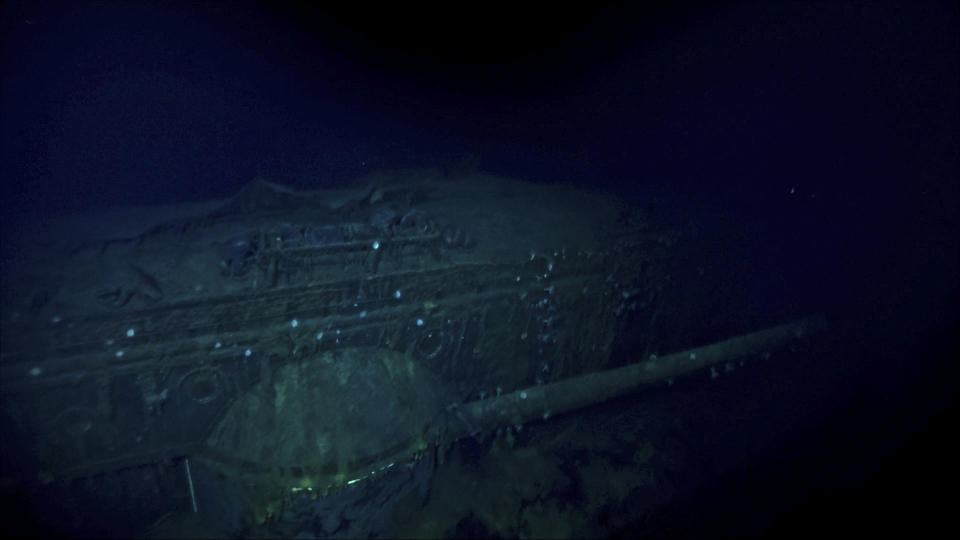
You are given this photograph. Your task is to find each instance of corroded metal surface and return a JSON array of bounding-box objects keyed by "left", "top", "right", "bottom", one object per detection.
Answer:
[{"left": 1, "top": 173, "right": 669, "bottom": 532}]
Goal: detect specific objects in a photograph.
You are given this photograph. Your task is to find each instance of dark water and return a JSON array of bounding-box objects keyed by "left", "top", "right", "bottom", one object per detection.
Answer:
[{"left": 1, "top": 1, "right": 956, "bottom": 537}]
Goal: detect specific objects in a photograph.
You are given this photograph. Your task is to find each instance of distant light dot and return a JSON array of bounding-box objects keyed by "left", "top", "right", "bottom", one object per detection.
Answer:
[
  {"left": 115, "top": 350, "right": 124, "bottom": 358},
  {"left": 372, "top": 240, "right": 380, "bottom": 250},
  {"left": 316, "top": 332, "right": 324, "bottom": 341},
  {"left": 51, "top": 315, "right": 62, "bottom": 324},
  {"left": 520, "top": 391, "right": 527, "bottom": 400},
  {"left": 244, "top": 349, "right": 252, "bottom": 357},
  {"left": 359, "top": 310, "right": 367, "bottom": 318},
  {"left": 394, "top": 289, "right": 402, "bottom": 299},
  {"left": 126, "top": 328, "right": 135, "bottom": 337},
  {"left": 416, "top": 318, "right": 424, "bottom": 327},
  {"left": 214, "top": 341, "right": 222, "bottom": 349},
  {"left": 291, "top": 318, "right": 299, "bottom": 328},
  {"left": 689, "top": 352, "right": 696, "bottom": 360},
  {"left": 29, "top": 367, "right": 42, "bottom": 377}
]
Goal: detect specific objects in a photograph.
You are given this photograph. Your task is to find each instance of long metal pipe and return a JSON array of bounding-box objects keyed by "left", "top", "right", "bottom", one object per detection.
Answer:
[{"left": 456, "top": 315, "right": 827, "bottom": 439}]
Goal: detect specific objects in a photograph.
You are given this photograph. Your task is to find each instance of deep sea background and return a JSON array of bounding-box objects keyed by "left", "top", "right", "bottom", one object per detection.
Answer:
[{"left": 1, "top": 1, "right": 957, "bottom": 537}]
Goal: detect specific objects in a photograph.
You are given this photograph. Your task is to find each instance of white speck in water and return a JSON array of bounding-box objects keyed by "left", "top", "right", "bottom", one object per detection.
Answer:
[
  {"left": 291, "top": 318, "right": 299, "bottom": 328},
  {"left": 126, "top": 328, "right": 135, "bottom": 337},
  {"left": 416, "top": 318, "right": 424, "bottom": 327},
  {"left": 359, "top": 310, "right": 367, "bottom": 318},
  {"left": 372, "top": 240, "right": 380, "bottom": 250},
  {"left": 394, "top": 289, "right": 402, "bottom": 299},
  {"left": 245, "top": 349, "right": 252, "bottom": 357},
  {"left": 115, "top": 350, "right": 124, "bottom": 358},
  {"left": 520, "top": 391, "right": 527, "bottom": 400},
  {"left": 316, "top": 332, "right": 324, "bottom": 341},
  {"left": 689, "top": 352, "right": 697, "bottom": 360},
  {"left": 51, "top": 315, "right": 62, "bottom": 324},
  {"left": 29, "top": 366, "right": 42, "bottom": 377},
  {"left": 214, "top": 341, "right": 222, "bottom": 349}
]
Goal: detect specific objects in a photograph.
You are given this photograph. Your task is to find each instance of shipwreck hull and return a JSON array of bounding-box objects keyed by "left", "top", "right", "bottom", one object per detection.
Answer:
[{"left": 0, "top": 173, "right": 817, "bottom": 536}]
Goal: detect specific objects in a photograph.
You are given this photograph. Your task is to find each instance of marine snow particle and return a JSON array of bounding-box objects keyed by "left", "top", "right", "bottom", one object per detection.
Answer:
[
  {"left": 126, "top": 328, "right": 135, "bottom": 337},
  {"left": 394, "top": 289, "right": 402, "bottom": 299},
  {"left": 291, "top": 318, "right": 299, "bottom": 328},
  {"left": 245, "top": 349, "right": 252, "bottom": 357},
  {"left": 520, "top": 391, "right": 527, "bottom": 400},
  {"left": 372, "top": 240, "right": 380, "bottom": 250},
  {"left": 416, "top": 318, "right": 424, "bottom": 327},
  {"left": 115, "top": 350, "right": 124, "bottom": 358}
]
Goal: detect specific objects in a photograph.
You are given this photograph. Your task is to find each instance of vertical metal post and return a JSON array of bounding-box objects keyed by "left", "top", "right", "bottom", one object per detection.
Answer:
[{"left": 185, "top": 457, "right": 198, "bottom": 513}]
